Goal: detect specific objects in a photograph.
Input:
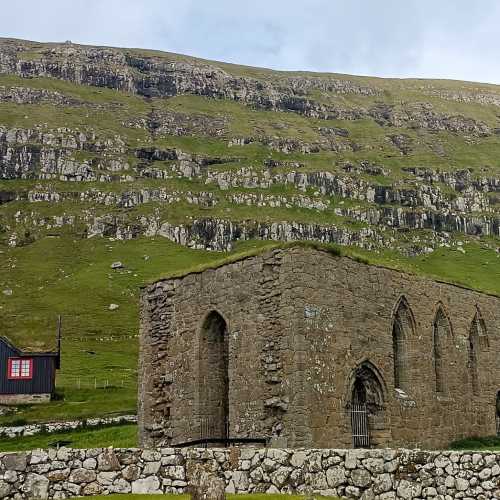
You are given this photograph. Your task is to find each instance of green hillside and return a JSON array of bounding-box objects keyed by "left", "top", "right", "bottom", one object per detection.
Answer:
[{"left": 0, "top": 38, "right": 498, "bottom": 423}]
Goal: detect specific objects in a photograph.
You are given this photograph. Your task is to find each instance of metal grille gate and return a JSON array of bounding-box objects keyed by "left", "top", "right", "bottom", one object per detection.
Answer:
[
  {"left": 199, "top": 417, "right": 229, "bottom": 447},
  {"left": 350, "top": 404, "right": 370, "bottom": 448}
]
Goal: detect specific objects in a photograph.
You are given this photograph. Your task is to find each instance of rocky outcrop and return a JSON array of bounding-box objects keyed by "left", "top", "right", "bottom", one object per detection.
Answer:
[
  {"left": 0, "top": 39, "right": 499, "bottom": 257},
  {"left": 370, "top": 102, "right": 491, "bottom": 136},
  {"left": 425, "top": 88, "right": 500, "bottom": 107},
  {"left": 0, "top": 41, "right": 490, "bottom": 137},
  {"left": 124, "top": 109, "right": 227, "bottom": 138},
  {"left": 206, "top": 168, "right": 494, "bottom": 213},
  {"left": 0, "top": 86, "right": 83, "bottom": 106},
  {"left": 0, "top": 126, "right": 128, "bottom": 181},
  {"left": 388, "top": 134, "right": 413, "bottom": 155},
  {"left": 0, "top": 142, "right": 98, "bottom": 182},
  {"left": 333, "top": 206, "right": 500, "bottom": 238},
  {"left": 261, "top": 136, "right": 356, "bottom": 154},
  {"left": 25, "top": 188, "right": 217, "bottom": 209},
  {"left": 79, "top": 215, "right": 387, "bottom": 251},
  {"left": 0, "top": 447, "right": 498, "bottom": 499},
  {"left": 227, "top": 192, "right": 329, "bottom": 211},
  {"left": 0, "top": 126, "right": 126, "bottom": 154},
  {"left": 402, "top": 166, "right": 500, "bottom": 193},
  {"left": 0, "top": 41, "right": 377, "bottom": 114},
  {"left": 136, "top": 217, "right": 454, "bottom": 255}
]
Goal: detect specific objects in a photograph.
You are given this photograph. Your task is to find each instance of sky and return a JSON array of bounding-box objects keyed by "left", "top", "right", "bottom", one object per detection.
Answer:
[{"left": 3, "top": 0, "right": 500, "bottom": 84}]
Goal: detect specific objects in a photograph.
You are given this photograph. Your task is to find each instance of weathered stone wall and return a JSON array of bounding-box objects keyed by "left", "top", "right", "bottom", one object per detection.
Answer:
[
  {"left": 0, "top": 415, "right": 136, "bottom": 439},
  {"left": 139, "top": 246, "right": 500, "bottom": 450},
  {"left": 0, "top": 394, "right": 50, "bottom": 405},
  {"left": 1, "top": 447, "right": 499, "bottom": 499}
]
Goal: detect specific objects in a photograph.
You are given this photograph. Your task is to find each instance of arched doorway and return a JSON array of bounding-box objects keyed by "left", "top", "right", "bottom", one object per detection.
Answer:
[
  {"left": 348, "top": 361, "right": 386, "bottom": 448},
  {"left": 198, "top": 311, "right": 229, "bottom": 443}
]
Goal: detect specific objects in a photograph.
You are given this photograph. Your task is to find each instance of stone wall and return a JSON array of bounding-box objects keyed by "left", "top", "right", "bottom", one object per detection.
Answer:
[
  {"left": 0, "top": 394, "right": 50, "bottom": 406},
  {"left": 0, "top": 415, "right": 136, "bottom": 439},
  {"left": 139, "top": 246, "right": 500, "bottom": 450},
  {"left": 1, "top": 446, "right": 499, "bottom": 499}
]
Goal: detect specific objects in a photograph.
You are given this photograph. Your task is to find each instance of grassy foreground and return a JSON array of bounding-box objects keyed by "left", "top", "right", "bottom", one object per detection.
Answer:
[
  {"left": 0, "top": 424, "right": 138, "bottom": 452},
  {"left": 0, "top": 420, "right": 498, "bottom": 452},
  {"left": 449, "top": 435, "right": 500, "bottom": 451}
]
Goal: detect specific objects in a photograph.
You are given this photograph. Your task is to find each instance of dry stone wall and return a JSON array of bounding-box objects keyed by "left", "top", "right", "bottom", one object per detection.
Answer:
[
  {"left": 0, "top": 415, "right": 136, "bottom": 439},
  {"left": 0, "top": 447, "right": 499, "bottom": 500}
]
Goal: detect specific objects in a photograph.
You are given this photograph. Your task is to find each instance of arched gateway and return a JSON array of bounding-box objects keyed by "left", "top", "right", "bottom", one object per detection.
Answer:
[
  {"left": 348, "top": 361, "right": 387, "bottom": 448},
  {"left": 197, "top": 311, "right": 229, "bottom": 443}
]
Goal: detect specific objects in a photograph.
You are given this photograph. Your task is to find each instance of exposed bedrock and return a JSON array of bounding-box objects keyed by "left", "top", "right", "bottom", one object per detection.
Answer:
[
  {"left": 112, "top": 216, "right": 386, "bottom": 251},
  {"left": 334, "top": 206, "right": 499, "bottom": 237},
  {"left": 206, "top": 168, "right": 495, "bottom": 213},
  {"left": 79, "top": 215, "right": 449, "bottom": 255},
  {"left": 0, "top": 41, "right": 491, "bottom": 136}
]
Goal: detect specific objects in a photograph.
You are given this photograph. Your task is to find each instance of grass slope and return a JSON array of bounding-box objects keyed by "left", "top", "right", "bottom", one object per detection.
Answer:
[
  {"left": 449, "top": 435, "right": 500, "bottom": 451},
  {"left": 0, "top": 419, "right": 495, "bottom": 452},
  {"left": 0, "top": 424, "right": 137, "bottom": 452}
]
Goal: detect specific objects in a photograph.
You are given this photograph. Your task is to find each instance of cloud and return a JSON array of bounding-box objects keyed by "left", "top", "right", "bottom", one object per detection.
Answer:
[{"left": 2, "top": 0, "right": 500, "bottom": 83}]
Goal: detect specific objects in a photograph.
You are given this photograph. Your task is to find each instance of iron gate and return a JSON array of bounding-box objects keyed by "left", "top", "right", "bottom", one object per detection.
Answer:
[
  {"left": 350, "top": 403, "right": 370, "bottom": 448},
  {"left": 200, "top": 417, "right": 229, "bottom": 442},
  {"left": 170, "top": 417, "right": 267, "bottom": 448}
]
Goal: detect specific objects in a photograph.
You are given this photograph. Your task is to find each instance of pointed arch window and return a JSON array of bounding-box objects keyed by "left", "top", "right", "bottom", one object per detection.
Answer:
[
  {"left": 468, "top": 308, "right": 488, "bottom": 395},
  {"left": 392, "top": 297, "right": 415, "bottom": 392},
  {"left": 198, "top": 311, "right": 229, "bottom": 442},
  {"left": 433, "top": 307, "right": 451, "bottom": 394}
]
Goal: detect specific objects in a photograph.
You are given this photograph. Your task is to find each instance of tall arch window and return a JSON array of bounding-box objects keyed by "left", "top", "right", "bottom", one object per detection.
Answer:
[
  {"left": 433, "top": 307, "right": 451, "bottom": 394},
  {"left": 198, "top": 311, "right": 229, "bottom": 442},
  {"left": 468, "top": 308, "right": 488, "bottom": 395},
  {"left": 392, "top": 297, "right": 415, "bottom": 392}
]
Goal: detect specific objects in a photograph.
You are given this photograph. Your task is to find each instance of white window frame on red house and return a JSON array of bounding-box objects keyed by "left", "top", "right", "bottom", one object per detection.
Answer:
[{"left": 7, "top": 358, "right": 33, "bottom": 380}]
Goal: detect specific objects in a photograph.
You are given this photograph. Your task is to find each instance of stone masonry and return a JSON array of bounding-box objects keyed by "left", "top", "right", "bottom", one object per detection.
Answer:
[
  {"left": 0, "top": 446, "right": 499, "bottom": 499},
  {"left": 138, "top": 245, "right": 500, "bottom": 450},
  {"left": 0, "top": 415, "right": 137, "bottom": 439}
]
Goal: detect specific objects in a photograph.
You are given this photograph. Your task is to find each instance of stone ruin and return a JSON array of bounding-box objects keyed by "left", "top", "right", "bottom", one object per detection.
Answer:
[{"left": 138, "top": 245, "right": 500, "bottom": 450}]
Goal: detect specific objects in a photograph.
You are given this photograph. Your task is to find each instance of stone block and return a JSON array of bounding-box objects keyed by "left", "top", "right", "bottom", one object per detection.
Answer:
[{"left": 131, "top": 476, "right": 161, "bottom": 494}]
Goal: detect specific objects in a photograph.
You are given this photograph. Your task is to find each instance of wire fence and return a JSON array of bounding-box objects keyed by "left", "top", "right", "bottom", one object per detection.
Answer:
[{"left": 56, "top": 375, "right": 137, "bottom": 390}]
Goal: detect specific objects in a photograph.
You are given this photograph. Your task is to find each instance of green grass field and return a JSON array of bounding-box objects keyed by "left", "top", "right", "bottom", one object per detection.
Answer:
[
  {"left": 0, "top": 420, "right": 495, "bottom": 452},
  {"left": 0, "top": 423, "right": 137, "bottom": 452},
  {"left": 449, "top": 435, "right": 500, "bottom": 451}
]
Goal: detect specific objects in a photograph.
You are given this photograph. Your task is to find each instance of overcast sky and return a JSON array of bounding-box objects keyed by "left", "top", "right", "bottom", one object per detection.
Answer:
[{"left": 3, "top": 0, "right": 500, "bottom": 84}]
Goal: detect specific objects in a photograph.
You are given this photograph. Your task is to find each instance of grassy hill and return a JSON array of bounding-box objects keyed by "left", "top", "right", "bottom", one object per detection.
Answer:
[{"left": 0, "top": 38, "right": 498, "bottom": 423}]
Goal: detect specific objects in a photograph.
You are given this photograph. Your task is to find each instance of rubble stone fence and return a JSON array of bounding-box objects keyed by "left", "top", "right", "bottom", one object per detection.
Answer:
[
  {"left": 0, "top": 415, "right": 137, "bottom": 439},
  {"left": 0, "top": 447, "right": 498, "bottom": 500}
]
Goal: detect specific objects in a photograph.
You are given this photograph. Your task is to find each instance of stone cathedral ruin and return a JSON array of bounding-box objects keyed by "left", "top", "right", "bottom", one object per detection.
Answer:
[{"left": 138, "top": 245, "right": 500, "bottom": 449}]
